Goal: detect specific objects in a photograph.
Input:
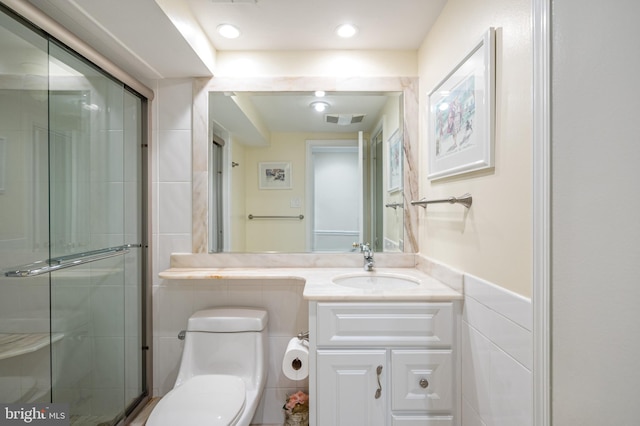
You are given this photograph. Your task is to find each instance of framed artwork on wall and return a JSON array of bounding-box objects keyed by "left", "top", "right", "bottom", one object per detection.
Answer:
[
  {"left": 427, "top": 27, "right": 496, "bottom": 180},
  {"left": 258, "top": 161, "right": 292, "bottom": 189}
]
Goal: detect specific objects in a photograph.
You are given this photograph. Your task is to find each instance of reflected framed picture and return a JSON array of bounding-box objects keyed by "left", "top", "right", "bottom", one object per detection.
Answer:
[
  {"left": 427, "top": 27, "right": 496, "bottom": 180},
  {"left": 387, "top": 128, "right": 402, "bottom": 192},
  {"left": 258, "top": 161, "right": 292, "bottom": 189}
]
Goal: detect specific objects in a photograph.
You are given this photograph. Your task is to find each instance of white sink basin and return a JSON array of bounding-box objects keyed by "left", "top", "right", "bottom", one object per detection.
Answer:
[{"left": 332, "top": 273, "right": 420, "bottom": 289}]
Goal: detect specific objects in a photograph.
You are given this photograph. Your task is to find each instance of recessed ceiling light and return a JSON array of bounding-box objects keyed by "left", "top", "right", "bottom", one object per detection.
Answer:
[
  {"left": 314, "top": 90, "right": 326, "bottom": 97},
  {"left": 310, "top": 101, "right": 330, "bottom": 112},
  {"left": 335, "top": 23, "right": 358, "bottom": 38},
  {"left": 217, "top": 24, "right": 240, "bottom": 39}
]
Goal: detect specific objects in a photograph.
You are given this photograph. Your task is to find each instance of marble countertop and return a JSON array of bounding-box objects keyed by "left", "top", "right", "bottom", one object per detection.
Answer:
[{"left": 159, "top": 266, "right": 462, "bottom": 302}]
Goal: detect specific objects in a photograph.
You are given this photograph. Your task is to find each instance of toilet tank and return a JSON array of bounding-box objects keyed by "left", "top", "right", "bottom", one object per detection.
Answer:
[
  {"left": 175, "top": 307, "right": 269, "bottom": 389},
  {"left": 187, "top": 307, "right": 267, "bottom": 332}
]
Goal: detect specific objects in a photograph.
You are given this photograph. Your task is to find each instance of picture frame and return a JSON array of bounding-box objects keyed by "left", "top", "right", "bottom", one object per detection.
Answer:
[
  {"left": 427, "top": 27, "right": 496, "bottom": 180},
  {"left": 387, "top": 128, "right": 402, "bottom": 192},
  {"left": 258, "top": 161, "right": 292, "bottom": 189}
]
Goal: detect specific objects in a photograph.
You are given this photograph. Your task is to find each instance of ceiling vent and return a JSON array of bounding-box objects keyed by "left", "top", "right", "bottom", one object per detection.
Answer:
[{"left": 325, "top": 114, "right": 366, "bottom": 125}]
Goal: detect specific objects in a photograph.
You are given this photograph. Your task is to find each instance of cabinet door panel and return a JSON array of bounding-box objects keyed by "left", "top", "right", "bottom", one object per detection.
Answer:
[
  {"left": 317, "top": 350, "right": 386, "bottom": 426},
  {"left": 391, "top": 349, "right": 453, "bottom": 412}
]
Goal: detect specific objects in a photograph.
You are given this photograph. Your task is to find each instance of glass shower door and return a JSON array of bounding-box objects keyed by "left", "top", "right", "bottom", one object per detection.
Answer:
[
  {"left": 0, "top": 8, "right": 51, "bottom": 404},
  {"left": 0, "top": 7, "right": 147, "bottom": 424},
  {"left": 48, "top": 42, "right": 145, "bottom": 424}
]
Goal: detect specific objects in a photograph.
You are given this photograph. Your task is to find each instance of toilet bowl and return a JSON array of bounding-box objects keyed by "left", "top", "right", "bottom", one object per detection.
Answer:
[{"left": 147, "top": 307, "right": 268, "bottom": 426}]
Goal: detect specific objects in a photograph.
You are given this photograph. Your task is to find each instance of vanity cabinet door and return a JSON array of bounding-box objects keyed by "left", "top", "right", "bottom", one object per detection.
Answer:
[
  {"left": 316, "top": 349, "right": 387, "bottom": 426},
  {"left": 391, "top": 349, "right": 453, "bottom": 412}
]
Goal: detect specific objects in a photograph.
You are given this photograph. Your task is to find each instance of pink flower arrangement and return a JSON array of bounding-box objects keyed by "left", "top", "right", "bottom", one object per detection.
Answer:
[{"left": 283, "top": 390, "right": 309, "bottom": 414}]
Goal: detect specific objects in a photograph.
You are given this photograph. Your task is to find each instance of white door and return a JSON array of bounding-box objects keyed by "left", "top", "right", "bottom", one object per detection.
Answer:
[{"left": 306, "top": 139, "right": 361, "bottom": 251}]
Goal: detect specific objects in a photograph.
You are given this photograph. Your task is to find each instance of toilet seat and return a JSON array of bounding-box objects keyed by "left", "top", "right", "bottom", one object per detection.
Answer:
[{"left": 147, "top": 375, "right": 246, "bottom": 426}]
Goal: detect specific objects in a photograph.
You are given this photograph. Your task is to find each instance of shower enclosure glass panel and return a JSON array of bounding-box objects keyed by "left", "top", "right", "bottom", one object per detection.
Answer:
[
  {"left": 0, "top": 6, "right": 147, "bottom": 425},
  {"left": 48, "top": 43, "right": 145, "bottom": 424},
  {"left": 0, "top": 9, "right": 51, "bottom": 404}
]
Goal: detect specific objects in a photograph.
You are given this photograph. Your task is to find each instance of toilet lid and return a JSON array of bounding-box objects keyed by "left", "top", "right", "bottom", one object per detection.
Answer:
[{"left": 147, "top": 375, "right": 246, "bottom": 426}]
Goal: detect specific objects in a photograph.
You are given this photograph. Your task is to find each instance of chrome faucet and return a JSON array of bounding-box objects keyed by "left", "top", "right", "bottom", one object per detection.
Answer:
[{"left": 354, "top": 242, "right": 375, "bottom": 271}]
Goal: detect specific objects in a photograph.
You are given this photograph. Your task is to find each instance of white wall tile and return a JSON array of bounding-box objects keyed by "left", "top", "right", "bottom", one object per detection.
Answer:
[
  {"left": 262, "top": 282, "right": 302, "bottom": 337},
  {"left": 158, "top": 182, "right": 191, "bottom": 234},
  {"left": 153, "top": 284, "right": 194, "bottom": 337},
  {"left": 158, "top": 129, "right": 192, "bottom": 182},
  {"left": 191, "top": 282, "right": 229, "bottom": 311},
  {"left": 464, "top": 274, "right": 532, "bottom": 331},
  {"left": 156, "top": 234, "right": 192, "bottom": 275},
  {"left": 462, "top": 398, "right": 486, "bottom": 426},
  {"left": 463, "top": 296, "right": 532, "bottom": 370},
  {"left": 461, "top": 273, "right": 533, "bottom": 426},
  {"left": 157, "top": 79, "right": 192, "bottom": 131},
  {"left": 155, "top": 336, "right": 184, "bottom": 396}
]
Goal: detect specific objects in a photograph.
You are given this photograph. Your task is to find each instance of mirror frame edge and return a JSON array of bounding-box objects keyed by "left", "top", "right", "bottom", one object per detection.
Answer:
[{"left": 191, "top": 76, "right": 419, "bottom": 254}]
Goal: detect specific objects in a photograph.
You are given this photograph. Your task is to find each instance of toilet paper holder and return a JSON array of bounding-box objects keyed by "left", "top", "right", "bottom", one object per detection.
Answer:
[{"left": 297, "top": 331, "right": 309, "bottom": 342}]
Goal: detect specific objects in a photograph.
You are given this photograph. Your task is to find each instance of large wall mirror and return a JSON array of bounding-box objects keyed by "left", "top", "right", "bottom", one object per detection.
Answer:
[{"left": 192, "top": 77, "right": 419, "bottom": 254}]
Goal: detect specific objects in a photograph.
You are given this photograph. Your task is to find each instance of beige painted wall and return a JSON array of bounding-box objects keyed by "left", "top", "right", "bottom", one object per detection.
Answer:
[
  {"left": 215, "top": 50, "right": 417, "bottom": 77},
  {"left": 418, "top": 0, "right": 532, "bottom": 296},
  {"left": 241, "top": 131, "right": 358, "bottom": 252}
]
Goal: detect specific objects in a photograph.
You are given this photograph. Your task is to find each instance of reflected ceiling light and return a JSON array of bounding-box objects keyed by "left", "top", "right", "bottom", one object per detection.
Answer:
[
  {"left": 310, "top": 101, "right": 330, "bottom": 112},
  {"left": 314, "top": 90, "right": 326, "bottom": 97},
  {"left": 217, "top": 24, "right": 240, "bottom": 39},
  {"left": 335, "top": 23, "right": 358, "bottom": 38}
]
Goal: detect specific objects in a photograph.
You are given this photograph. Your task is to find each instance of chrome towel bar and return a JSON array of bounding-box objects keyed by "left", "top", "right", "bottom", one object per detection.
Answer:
[
  {"left": 410, "top": 193, "right": 473, "bottom": 209},
  {"left": 248, "top": 214, "right": 304, "bottom": 220},
  {"left": 384, "top": 202, "right": 404, "bottom": 210},
  {"left": 3, "top": 244, "right": 142, "bottom": 278}
]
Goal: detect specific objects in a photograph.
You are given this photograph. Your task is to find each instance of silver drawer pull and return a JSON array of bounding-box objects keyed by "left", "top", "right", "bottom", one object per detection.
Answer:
[
  {"left": 375, "top": 365, "right": 383, "bottom": 399},
  {"left": 419, "top": 378, "right": 429, "bottom": 389}
]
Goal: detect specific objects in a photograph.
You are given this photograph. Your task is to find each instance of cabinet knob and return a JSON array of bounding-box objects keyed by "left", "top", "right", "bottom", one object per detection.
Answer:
[{"left": 419, "top": 378, "right": 429, "bottom": 389}]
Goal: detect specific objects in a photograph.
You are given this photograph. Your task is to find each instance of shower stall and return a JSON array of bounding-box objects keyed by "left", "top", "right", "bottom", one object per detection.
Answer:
[{"left": 0, "top": 4, "right": 149, "bottom": 425}]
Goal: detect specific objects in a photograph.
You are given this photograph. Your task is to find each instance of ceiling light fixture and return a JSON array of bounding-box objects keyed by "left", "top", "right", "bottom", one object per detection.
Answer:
[
  {"left": 335, "top": 23, "right": 358, "bottom": 38},
  {"left": 217, "top": 23, "right": 240, "bottom": 39},
  {"left": 314, "top": 90, "right": 326, "bottom": 97},
  {"left": 310, "top": 101, "right": 330, "bottom": 112}
]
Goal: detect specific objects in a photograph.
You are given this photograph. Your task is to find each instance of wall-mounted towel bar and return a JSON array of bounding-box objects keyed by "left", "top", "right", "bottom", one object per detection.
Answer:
[
  {"left": 384, "top": 202, "right": 404, "bottom": 210},
  {"left": 248, "top": 214, "right": 304, "bottom": 220},
  {"left": 4, "top": 244, "right": 142, "bottom": 278},
  {"left": 410, "top": 193, "right": 473, "bottom": 209}
]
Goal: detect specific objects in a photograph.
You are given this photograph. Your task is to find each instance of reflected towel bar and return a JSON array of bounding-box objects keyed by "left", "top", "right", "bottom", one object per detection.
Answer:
[
  {"left": 248, "top": 214, "right": 304, "bottom": 220},
  {"left": 384, "top": 202, "right": 404, "bottom": 210},
  {"left": 410, "top": 193, "right": 473, "bottom": 209},
  {"left": 3, "top": 244, "right": 142, "bottom": 278}
]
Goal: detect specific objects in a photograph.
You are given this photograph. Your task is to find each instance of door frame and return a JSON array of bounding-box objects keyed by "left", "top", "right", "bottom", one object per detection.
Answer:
[{"left": 532, "top": 0, "right": 551, "bottom": 424}]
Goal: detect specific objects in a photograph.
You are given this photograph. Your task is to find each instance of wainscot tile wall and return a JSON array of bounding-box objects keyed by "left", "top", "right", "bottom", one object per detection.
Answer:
[
  {"left": 461, "top": 273, "right": 532, "bottom": 426},
  {"left": 152, "top": 278, "right": 309, "bottom": 425}
]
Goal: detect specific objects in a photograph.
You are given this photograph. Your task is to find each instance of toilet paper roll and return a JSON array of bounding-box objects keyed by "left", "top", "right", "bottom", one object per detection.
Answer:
[{"left": 282, "top": 337, "right": 309, "bottom": 381}]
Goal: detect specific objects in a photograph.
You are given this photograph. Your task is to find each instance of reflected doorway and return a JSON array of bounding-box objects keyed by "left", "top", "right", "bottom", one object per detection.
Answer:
[{"left": 306, "top": 139, "right": 362, "bottom": 252}]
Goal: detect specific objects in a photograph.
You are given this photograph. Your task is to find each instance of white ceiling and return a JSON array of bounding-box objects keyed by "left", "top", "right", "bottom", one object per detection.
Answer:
[
  {"left": 190, "top": 0, "right": 447, "bottom": 51},
  {"left": 25, "top": 0, "right": 447, "bottom": 80},
  {"left": 18, "top": 0, "right": 445, "bottom": 137}
]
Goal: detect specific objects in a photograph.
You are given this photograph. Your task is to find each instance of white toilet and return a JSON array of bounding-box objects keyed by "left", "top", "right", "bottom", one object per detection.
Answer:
[{"left": 147, "top": 307, "right": 269, "bottom": 426}]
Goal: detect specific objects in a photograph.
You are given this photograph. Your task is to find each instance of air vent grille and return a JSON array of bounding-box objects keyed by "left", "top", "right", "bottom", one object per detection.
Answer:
[{"left": 324, "top": 114, "right": 366, "bottom": 125}]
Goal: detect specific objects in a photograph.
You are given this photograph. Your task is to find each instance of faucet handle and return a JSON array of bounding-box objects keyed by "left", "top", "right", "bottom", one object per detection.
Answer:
[{"left": 353, "top": 242, "right": 371, "bottom": 252}]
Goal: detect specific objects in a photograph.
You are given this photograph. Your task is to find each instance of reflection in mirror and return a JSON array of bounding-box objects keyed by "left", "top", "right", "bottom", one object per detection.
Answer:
[{"left": 208, "top": 91, "right": 404, "bottom": 253}]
